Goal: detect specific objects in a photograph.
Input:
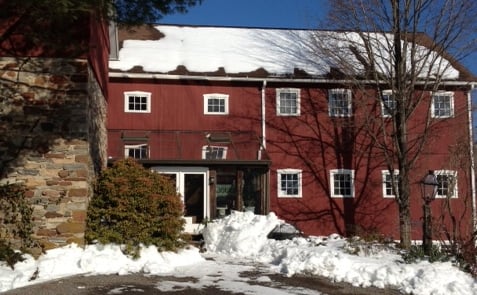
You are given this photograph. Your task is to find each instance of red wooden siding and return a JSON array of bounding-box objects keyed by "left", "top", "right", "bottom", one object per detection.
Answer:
[{"left": 108, "top": 77, "right": 473, "bottom": 240}]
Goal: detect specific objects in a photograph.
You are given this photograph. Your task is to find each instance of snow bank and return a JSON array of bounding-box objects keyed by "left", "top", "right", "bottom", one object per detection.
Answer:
[
  {"left": 203, "top": 211, "right": 282, "bottom": 255},
  {"left": 0, "top": 244, "right": 204, "bottom": 292},
  {"left": 202, "top": 211, "right": 477, "bottom": 295}
]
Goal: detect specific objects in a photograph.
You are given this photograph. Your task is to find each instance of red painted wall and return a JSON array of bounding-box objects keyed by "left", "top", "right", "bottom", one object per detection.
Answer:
[{"left": 108, "top": 78, "right": 473, "bottom": 240}]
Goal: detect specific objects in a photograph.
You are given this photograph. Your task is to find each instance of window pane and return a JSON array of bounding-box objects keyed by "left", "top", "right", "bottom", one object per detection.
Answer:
[
  {"left": 334, "top": 173, "right": 351, "bottom": 195},
  {"left": 330, "top": 91, "right": 350, "bottom": 116},
  {"left": 279, "top": 92, "right": 297, "bottom": 114},
  {"left": 281, "top": 173, "right": 299, "bottom": 195},
  {"left": 433, "top": 95, "right": 451, "bottom": 117},
  {"left": 208, "top": 97, "right": 225, "bottom": 113},
  {"left": 128, "top": 95, "right": 148, "bottom": 111},
  {"left": 205, "top": 146, "right": 226, "bottom": 159},
  {"left": 382, "top": 94, "right": 395, "bottom": 116},
  {"left": 437, "top": 174, "right": 454, "bottom": 196}
]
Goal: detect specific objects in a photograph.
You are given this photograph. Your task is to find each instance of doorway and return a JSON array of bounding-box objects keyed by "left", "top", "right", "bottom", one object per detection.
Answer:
[{"left": 151, "top": 167, "right": 208, "bottom": 223}]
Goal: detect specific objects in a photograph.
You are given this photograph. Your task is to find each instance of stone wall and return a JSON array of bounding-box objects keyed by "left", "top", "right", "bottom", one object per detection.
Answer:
[{"left": 0, "top": 57, "right": 107, "bottom": 251}]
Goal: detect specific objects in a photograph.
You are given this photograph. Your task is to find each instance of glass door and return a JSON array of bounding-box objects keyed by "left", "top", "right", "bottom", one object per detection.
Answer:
[
  {"left": 151, "top": 167, "right": 208, "bottom": 223},
  {"left": 183, "top": 173, "right": 205, "bottom": 222}
]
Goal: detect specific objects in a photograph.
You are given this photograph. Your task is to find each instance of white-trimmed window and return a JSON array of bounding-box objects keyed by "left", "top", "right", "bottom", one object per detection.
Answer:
[
  {"left": 204, "top": 94, "right": 229, "bottom": 115},
  {"left": 124, "top": 144, "right": 148, "bottom": 159},
  {"left": 431, "top": 91, "right": 454, "bottom": 118},
  {"left": 382, "top": 170, "right": 399, "bottom": 198},
  {"left": 381, "top": 90, "right": 396, "bottom": 117},
  {"left": 329, "top": 89, "right": 352, "bottom": 117},
  {"left": 330, "top": 169, "right": 354, "bottom": 198},
  {"left": 124, "top": 91, "right": 151, "bottom": 113},
  {"left": 202, "top": 145, "right": 227, "bottom": 159},
  {"left": 277, "top": 169, "right": 302, "bottom": 198},
  {"left": 435, "top": 170, "right": 457, "bottom": 198},
  {"left": 276, "top": 88, "right": 300, "bottom": 116}
]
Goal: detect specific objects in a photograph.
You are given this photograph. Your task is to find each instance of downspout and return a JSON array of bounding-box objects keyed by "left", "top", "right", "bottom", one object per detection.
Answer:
[
  {"left": 259, "top": 80, "right": 267, "bottom": 159},
  {"left": 467, "top": 84, "right": 476, "bottom": 234}
]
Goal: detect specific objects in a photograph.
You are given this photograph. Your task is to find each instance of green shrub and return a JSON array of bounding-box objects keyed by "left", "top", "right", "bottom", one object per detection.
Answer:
[
  {"left": 0, "top": 240, "right": 25, "bottom": 269},
  {"left": 0, "top": 183, "right": 35, "bottom": 249},
  {"left": 402, "top": 244, "right": 450, "bottom": 264},
  {"left": 0, "top": 183, "right": 35, "bottom": 268},
  {"left": 85, "top": 158, "right": 185, "bottom": 257}
]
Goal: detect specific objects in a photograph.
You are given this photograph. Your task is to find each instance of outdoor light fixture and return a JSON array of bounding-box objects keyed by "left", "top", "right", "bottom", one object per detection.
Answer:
[
  {"left": 421, "top": 170, "right": 438, "bottom": 201},
  {"left": 420, "top": 170, "right": 439, "bottom": 255},
  {"left": 209, "top": 176, "right": 215, "bottom": 185}
]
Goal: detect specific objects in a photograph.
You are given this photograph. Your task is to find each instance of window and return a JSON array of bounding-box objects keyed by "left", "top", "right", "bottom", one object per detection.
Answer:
[
  {"left": 202, "top": 145, "right": 227, "bottom": 159},
  {"left": 381, "top": 90, "right": 396, "bottom": 117},
  {"left": 204, "top": 94, "right": 229, "bottom": 115},
  {"left": 276, "top": 88, "right": 300, "bottom": 116},
  {"left": 435, "top": 170, "right": 457, "bottom": 198},
  {"left": 277, "top": 169, "right": 302, "bottom": 198},
  {"left": 431, "top": 91, "right": 454, "bottom": 118},
  {"left": 330, "top": 169, "right": 354, "bottom": 197},
  {"left": 329, "top": 89, "right": 352, "bottom": 117},
  {"left": 124, "top": 91, "right": 151, "bottom": 113},
  {"left": 382, "top": 170, "right": 399, "bottom": 198},
  {"left": 124, "top": 144, "right": 148, "bottom": 159}
]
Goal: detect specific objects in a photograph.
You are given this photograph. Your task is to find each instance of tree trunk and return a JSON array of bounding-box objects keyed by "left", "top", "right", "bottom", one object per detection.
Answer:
[{"left": 399, "top": 204, "right": 412, "bottom": 249}]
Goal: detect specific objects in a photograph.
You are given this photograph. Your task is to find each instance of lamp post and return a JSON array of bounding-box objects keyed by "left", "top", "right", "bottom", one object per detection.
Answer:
[{"left": 420, "top": 170, "right": 438, "bottom": 255}]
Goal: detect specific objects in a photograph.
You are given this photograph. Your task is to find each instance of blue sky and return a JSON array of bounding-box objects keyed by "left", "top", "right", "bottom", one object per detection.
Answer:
[
  {"left": 160, "top": 0, "right": 476, "bottom": 76},
  {"left": 160, "top": 0, "right": 329, "bottom": 29}
]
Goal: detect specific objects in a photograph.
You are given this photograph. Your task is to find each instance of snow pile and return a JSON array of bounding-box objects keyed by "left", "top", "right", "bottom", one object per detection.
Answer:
[
  {"left": 203, "top": 210, "right": 282, "bottom": 255},
  {"left": 203, "top": 211, "right": 477, "bottom": 295},
  {"left": 0, "top": 211, "right": 476, "bottom": 294},
  {"left": 0, "top": 244, "right": 203, "bottom": 292}
]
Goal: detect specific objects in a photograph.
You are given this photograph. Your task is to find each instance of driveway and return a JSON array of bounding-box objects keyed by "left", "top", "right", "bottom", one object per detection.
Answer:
[{"left": 2, "top": 256, "right": 404, "bottom": 295}]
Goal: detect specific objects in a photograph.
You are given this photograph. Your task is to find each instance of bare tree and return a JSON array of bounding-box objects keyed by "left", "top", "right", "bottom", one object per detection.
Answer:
[{"left": 313, "top": 0, "right": 477, "bottom": 249}]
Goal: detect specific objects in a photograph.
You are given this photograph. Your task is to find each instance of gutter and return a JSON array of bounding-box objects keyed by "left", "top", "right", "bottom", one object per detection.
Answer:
[
  {"left": 261, "top": 80, "right": 267, "bottom": 150},
  {"left": 468, "top": 84, "right": 477, "bottom": 234},
  {"left": 108, "top": 72, "right": 473, "bottom": 86}
]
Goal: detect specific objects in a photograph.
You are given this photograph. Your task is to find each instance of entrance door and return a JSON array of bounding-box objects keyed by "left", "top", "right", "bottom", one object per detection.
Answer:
[{"left": 151, "top": 167, "right": 208, "bottom": 223}]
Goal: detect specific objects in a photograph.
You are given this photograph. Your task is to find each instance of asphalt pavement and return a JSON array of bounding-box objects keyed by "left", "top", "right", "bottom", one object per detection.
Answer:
[{"left": 2, "top": 271, "right": 405, "bottom": 295}]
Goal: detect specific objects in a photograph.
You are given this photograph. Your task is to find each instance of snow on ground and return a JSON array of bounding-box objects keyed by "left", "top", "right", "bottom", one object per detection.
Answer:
[{"left": 0, "top": 211, "right": 476, "bottom": 294}]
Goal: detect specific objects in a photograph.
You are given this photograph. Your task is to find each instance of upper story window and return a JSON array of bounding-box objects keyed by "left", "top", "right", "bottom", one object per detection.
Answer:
[
  {"left": 382, "top": 170, "right": 399, "bottom": 198},
  {"left": 330, "top": 169, "right": 354, "bottom": 198},
  {"left": 277, "top": 169, "right": 302, "bottom": 198},
  {"left": 204, "top": 94, "right": 229, "bottom": 115},
  {"left": 381, "top": 90, "right": 396, "bottom": 117},
  {"left": 329, "top": 89, "right": 352, "bottom": 117},
  {"left": 202, "top": 145, "right": 228, "bottom": 159},
  {"left": 124, "top": 144, "right": 148, "bottom": 159},
  {"left": 431, "top": 91, "right": 454, "bottom": 118},
  {"left": 276, "top": 88, "right": 300, "bottom": 116},
  {"left": 124, "top": 91, "right": 151, "bottom": 113},
  {"left": 435, "top": 170, "right": 457, "bottom": 198}
]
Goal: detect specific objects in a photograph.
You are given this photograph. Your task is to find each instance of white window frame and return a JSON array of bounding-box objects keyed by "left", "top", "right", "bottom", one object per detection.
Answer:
[
  {"left": 431, "top": 91, "right": 454, "bottom": 118},
  {"left": 277, "top": 169, "right": 302, "bottom": 198},
  {"left": 124, "top": 91, "right": 151, "bottom": 113},
  {"left": 330, "top": 169, "right": 354, "bottom": 198},
  {"left": 124, "top": 143, "right": 149, "bottom": 159},
  {"left": 435, "top": 170, "right": 458, "bottom": 198},
  {"left": 203, "top": 93, "right": 229, "bottom": 115},
  {"left": 381, "top": 90, "right": 396, "bottom": 118},
  {"left": 382, "top": 170, "right": 399, "bottom": 198},
  {"left": 328, "top": 89, "right": 352, "bottom": 117},
  {"left": 276, "top": 88, "right": 301, "bottom": 116},
  {"left": 202, "top": 145, "right": 228, "bottom": 159}
]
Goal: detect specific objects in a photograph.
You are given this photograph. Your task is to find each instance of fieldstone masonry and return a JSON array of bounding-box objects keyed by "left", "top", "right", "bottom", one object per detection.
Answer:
[{"left": 0, "top": 57, "right": 107, "bottom": 251}]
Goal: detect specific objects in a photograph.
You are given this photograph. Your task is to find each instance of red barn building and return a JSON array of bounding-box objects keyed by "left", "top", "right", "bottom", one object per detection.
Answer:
[{"left": 107, "top": 25, "right": 476, "bottom": 241}]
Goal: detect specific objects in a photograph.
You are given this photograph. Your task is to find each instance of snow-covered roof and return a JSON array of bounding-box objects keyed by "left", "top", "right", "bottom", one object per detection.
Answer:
[{"left": 109, "top": 25, "right": 466, "bottom": 80}]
